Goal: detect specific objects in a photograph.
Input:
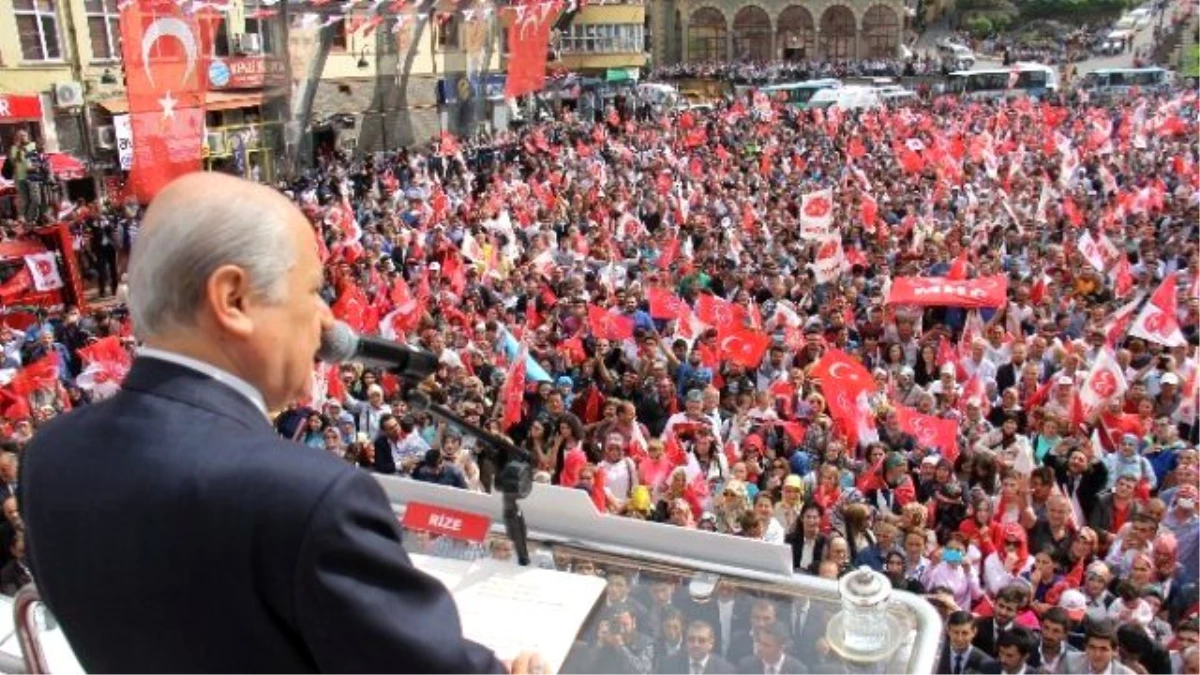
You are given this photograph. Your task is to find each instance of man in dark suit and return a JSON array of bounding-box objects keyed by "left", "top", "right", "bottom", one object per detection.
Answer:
[
  {"left": 974, "top": 585, "right": 1029, "bottom": 658},
  {"left": 940, "top": 611, "right": 996, "bottom": 675},
  {"left": 994, "top": 343, "right": 1030, "bottom": 395},
  {"left": 689, "top": 583, "right": 749, "bottom": 659},
  {"left": 727, "top": 598, "right": 781, "bottom": 665},
  {"left": 21, "top": 174, "right": 532, "bottom": 673},
  {"left": 660, "top": 620, "right": 735, "bottom": 674},
  {"left": 1045, "top": 445, "right": 1108, "bottom": 525},
  {"left": 984, "top": 627, "right": 1042, "bottom": 674},
  {"left": 735, "top": 621, "right": 806, "bottom": 674}
]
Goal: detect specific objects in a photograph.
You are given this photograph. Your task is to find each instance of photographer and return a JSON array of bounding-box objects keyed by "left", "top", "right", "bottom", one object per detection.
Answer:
[{"left": 5, "top": 130, "right": 42, "bottom": 222}]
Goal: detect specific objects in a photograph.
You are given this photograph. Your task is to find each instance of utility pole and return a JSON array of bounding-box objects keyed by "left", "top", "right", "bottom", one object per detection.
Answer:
[{"left": 59, "top": 0, "right": 100, "bottom": 200}]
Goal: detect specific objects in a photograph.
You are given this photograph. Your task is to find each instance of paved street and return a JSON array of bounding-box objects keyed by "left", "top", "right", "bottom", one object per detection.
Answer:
[{"left": 914, "top": 0, "right": 1184, "bottom": 77}]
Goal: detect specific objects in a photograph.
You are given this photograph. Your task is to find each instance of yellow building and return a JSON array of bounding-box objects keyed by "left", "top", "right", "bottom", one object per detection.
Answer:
[
  {"left": 553, "top": 2, "right": 647, "bottom": 82},
  {"left": 0, "top": 0, "right": 509, "bottom": 189},
  {"left": 0, "top": 0, "right": 126, "bottom": 186}
]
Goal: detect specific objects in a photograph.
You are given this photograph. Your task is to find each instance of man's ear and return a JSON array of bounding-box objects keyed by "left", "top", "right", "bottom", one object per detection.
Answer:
[{"left": 206, "top": 265, "right": 255, "bottom": 338}]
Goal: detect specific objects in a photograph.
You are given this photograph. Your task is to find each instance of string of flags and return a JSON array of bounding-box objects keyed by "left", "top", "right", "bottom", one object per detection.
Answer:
[{"left": 132, "top": 0, "right": 612, "bottom": 36}]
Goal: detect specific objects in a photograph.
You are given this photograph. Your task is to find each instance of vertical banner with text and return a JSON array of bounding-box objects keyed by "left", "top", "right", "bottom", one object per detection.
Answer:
[{"left": 119, "top": 0, "right": 221, "bottom": 202}]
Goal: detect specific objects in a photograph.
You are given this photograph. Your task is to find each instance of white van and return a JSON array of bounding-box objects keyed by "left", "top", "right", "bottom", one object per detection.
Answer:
[
  {"left": 937, "top": 41, "right": 977, "bottom": 69},
  {"left": 1101, "top": 29, "right": 1132, "bottom": 54},
  {"left": 637, "top": 83, "right": 680, "bottom": 109},
  {"left": 808, "top": 86, "right": 882, "bottom": 110},
  {"left": 1128, "top": 7, "right": 1153, "bottom": 29}
]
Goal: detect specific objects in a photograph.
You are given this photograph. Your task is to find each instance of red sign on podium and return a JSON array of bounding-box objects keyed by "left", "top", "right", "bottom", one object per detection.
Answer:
[{"left": 401, "top": 502, "right": 492, "bottom": 543}]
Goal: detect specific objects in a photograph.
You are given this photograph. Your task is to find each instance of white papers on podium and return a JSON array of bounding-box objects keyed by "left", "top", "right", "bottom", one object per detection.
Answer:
[{"left": 411, "top": 553, "right": 606, "bottom": 674}]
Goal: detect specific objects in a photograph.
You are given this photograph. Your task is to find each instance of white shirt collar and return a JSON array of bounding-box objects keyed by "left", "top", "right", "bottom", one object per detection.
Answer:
[{"left": 139, "top": 347, "right": 269, "bottom": 419}]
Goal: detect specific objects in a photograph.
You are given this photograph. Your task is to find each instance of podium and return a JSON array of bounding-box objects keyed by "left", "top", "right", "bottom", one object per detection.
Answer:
[
  {"left": 382, "top": 477, "right": 944, "bottom": 675},
  {"left": 3, "top": 475, "right": 943, "bottom": 674}
]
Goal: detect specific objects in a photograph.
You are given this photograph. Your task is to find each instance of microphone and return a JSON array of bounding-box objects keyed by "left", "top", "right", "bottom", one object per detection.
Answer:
[{"left": 318, "top": 320, "right": 439, "bottom": 381}]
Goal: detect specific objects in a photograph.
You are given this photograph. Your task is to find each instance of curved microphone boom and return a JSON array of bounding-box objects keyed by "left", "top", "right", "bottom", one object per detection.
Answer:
[{"left": 318, "top": 320, "right": 439, "bottom": 381}]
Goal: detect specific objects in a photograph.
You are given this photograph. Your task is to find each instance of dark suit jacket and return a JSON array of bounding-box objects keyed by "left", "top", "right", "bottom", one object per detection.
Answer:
[
  {"left": 973, "top": 618, "right": 1005, "bottom": 658},
  {"left": 660, "top": 650, "right": 735, "bottom": 674},
  {"left": 994, "top": 362, "right": 1027, "bottom": 397},
  {"left": 980, "top": 663, "right": 1047, "bottom": 675},
  {"left": 1046, "top": 457, "right": 1108, "bottom": 520},
  {"left": 938, "top": 644, "right": 996, "bottom": 674},
  {"left": 688, "top": 598, "right": 748, "bottom": 658},
  {"left": 970, "top": 624, "right": 1043, "bottom": 668},
  {"left": 727, "top": 629, "right": 757, "bottom": 666},
  {"left": 786, "top": 531, "right": 828, "bottom": 574},
  {"left": 22, "top": 357, "right": 503, "bottom": 673},
  {"left": 736, "top": 653, "right": 808, "bottom": 674},
  {"left": 373, "top": 434, "right": 398, "bottom": 474}
]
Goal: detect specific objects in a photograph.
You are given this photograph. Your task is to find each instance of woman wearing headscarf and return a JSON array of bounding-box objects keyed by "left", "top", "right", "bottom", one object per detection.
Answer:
[
  {"left": 983, "top": 522, "right": 1034, "bottom": 596},
  {"left": 714, "top": 479, "right": 751, "bottom": 535}
]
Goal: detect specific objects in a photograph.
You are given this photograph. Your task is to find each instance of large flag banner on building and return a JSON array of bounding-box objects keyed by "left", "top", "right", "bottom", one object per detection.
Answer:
[
  {"left": 505, "top": 0, "right": 561, "bottom": 99},
  {"left": 119, "top": 0, "right": 221, "bottom": 202}
]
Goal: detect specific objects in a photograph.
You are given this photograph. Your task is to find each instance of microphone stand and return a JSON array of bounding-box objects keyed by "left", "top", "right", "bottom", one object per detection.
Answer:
[{"left": 405, "top": 389, "right": 533, "bottom": 566}]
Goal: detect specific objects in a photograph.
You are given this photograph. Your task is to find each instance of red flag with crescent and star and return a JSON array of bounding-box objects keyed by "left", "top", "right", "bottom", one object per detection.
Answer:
[
  {"left": 120, "top": 0, "right": 221, "bottom": 202},
  {"left": 504, "top": 0, "right": 561, "bottom": 99}
]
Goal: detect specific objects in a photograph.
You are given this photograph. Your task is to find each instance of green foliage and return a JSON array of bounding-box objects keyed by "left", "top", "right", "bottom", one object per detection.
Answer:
[
  {"left": 965, "top": 15, "right": 995, "bottom": 36},
  {"left": 1182, "top": 44, "right": 1200, "bottom": 77}
]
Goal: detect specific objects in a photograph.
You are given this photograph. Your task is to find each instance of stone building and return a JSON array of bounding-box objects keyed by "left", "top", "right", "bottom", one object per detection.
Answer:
[{"left": 648, "top": 0, "right": 909, "bottom": 64}]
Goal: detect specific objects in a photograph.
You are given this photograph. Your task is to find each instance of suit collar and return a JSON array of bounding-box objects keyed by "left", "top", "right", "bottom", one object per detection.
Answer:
[
  {"left": 138, "top": 347, "right": 268, "bottom": 417},
  {"left": 121, "top": 356, "right": 272, "bottom": 432}
]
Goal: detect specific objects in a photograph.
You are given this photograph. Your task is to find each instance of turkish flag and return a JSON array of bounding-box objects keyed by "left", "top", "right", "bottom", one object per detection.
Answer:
[
  {"left": 120, "top": 0, "right": 219, "bottom": 202},
  {"left": 809, "top": 349, "right": 876, "bottom": 400},
  {"left": 501, "top": 345, "right": 527, "bottom": 431},
  {"left": 718, "top": 328, "right": 770, "bottom": 368},
  {"left": 504, "top": 0, "right": 560, "bottom": 99}
]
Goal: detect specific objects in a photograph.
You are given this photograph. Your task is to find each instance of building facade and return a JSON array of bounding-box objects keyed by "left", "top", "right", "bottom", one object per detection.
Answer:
[
  {"left": 649, "top": 0, "right": 908, "bottom": 65},
  {"left": 0, "top": 0, "right": 509, "bottom": 196},
  {"left": 554, "top": 2, "right": 647, "bottom": 80}
]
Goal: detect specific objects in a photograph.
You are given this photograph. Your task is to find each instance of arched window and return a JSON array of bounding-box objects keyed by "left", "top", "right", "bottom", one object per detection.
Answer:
[
  {"left": 862, "top": 5, "right": 900, "bottom": 58},
  {"left": 732, "top": 6, "right": 771, "bottom": 61},
  {"left": 819, "top": 5, "right": 856, "bottom": 59},
  {"left": 776, "top": 5, "right": 815, "bottom": 60},
  {"left": 687, "top": 7, "right": 727, "bottom": 62}
]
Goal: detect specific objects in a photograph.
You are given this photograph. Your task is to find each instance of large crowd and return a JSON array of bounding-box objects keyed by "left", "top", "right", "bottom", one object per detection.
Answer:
[{"left": 0, "top": 57, "right": 1198, "bottom": 674}]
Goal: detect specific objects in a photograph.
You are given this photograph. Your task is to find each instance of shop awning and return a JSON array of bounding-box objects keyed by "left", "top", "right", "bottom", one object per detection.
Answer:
[
  {"left": 45, "top": 153, "right": 87, "bottom": 180},
  {"left": 95, "top": 91, "right": 266, "bottom": 114},
  {"left": 95, "top": 97, "right": 128, "bottom": 114},
  {"left": 204, "top": 91, "right": 266, "bottom": 111}
]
